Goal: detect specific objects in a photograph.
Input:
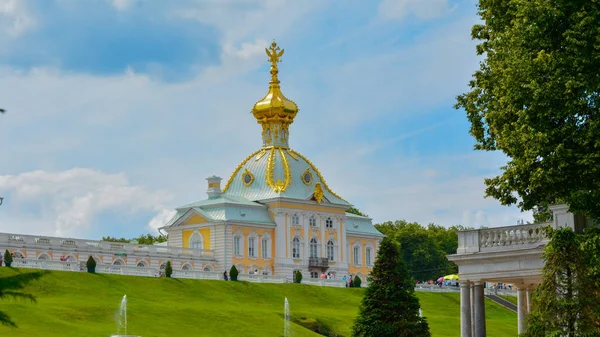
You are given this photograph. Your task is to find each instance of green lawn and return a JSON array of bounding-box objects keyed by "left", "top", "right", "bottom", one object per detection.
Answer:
[
  {"left": 0, "top": 268, "right": 516, "bottom": 336},
  {"left": 500, "top": 295, "right": 518, "bottom": 306}
]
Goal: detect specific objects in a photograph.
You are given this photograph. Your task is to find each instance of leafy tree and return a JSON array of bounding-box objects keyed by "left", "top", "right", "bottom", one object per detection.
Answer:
[
  {"left": 101, "top": 234, "right": 168, "bottom": 244},
  {"left": 3, "top": 250, "right": 12, "bottom": 268},
  {"left": 294, "top": 270, "right": 303, "bottom": 284},
  {"left": 347, "top": 207, "right": 368, "bottom": 217},
  {"left": 165, "top": 261, "right": 173, "bottom": 278},
  {"left": 456, "top": 0, "right": 600, "bottom": 222},
  {"left": 229, "top": 265, "right": 239, "bottom": 281},
  {"left": 353, "top": 275, "right": 362, "bottom": 288},
  {"left": 375, "top": 221, "right": 458, "bottom": 280},
  {"left": 352, "top": 238, "right": 430, "bottom": 337},
  {"left": 0, "top": 270, "right": 45, "bottom": 327},
  {"left": 522, "top": 228, "right": 600, "bottom": 336},
  {"left": 86, "top": 256, "right": 96, "bottom": 273},
  {"left": 101, "top": 236, "right": 129, "bottom": 243}
]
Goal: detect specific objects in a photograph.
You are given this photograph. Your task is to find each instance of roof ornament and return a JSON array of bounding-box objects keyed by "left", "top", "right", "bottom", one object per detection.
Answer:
[{"left": 252, "top": 41, "right": 299, "bottom": 149}]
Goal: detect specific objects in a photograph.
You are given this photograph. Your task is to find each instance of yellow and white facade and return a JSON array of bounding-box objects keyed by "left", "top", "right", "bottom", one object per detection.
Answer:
[{"left": 161, "top": 42, "right": 383, "bottom": 282}]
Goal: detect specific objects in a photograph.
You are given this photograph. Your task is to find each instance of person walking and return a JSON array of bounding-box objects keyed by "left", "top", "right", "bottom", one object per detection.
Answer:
[{"left": 223, "top": 271, "right": 229, "bottom": 281}]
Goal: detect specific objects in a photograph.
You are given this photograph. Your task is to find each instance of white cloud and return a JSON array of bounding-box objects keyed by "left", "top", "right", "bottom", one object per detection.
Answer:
[
  {"left": 0, "top": 0, "right": 36, "bottom": 37},
  {"left": 108, "top": 0, "right": 138, "bottom": 11},
  {"left": 378, "top": 0, "right": 456, "bottom": 20},
  {"left": 0, "top": 168, "right": 173, "bottom": 237},
  {"left": 148, "top": 209, "right": 177, "bottom": 233}
]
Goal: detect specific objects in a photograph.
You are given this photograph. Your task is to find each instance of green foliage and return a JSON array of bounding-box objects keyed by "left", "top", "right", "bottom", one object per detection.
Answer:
[
  {"left": 86, "top": 256, "right": 96, "bottom": 273},
  {"left": 346, "top": 207, "right": 368, "bottom": 217},
  {"left": 374, "top": 221, "right": 460, "bottom": 280},
  {"left": 353, "top": 275, "right": 361, "bottom": 288},
  {"left": 456, "top": 0, "right": 600, "bottom": 222},
  {"left": 521, "top": 227, "right": 600, "bottom": 336},
  {"left": 352, "top": 238, "right": 431, "bottom": 337},
  {"left": 229, "top": 265, "right": 238, "bottom": 281},
  {"left": 294, "top": 270, "right": 303, "bottom": 284},
  {"left": 101, "top": 234, "right": 168, "bottom": 245},
  {"left": 0, "top": 270, "right": 45, "bottom": 327},
  {"left": 3, "top": 250, "right": 12, "bottom": 268},
  {"left": 101, "top": 236, "right": 129, "bottom": 243},
  {"left": 165, "top": 261, "right": 173, "bottom": 278}
]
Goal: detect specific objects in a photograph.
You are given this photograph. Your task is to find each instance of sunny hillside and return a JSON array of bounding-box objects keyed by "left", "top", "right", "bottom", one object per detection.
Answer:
[{"left": 0, "top": 268, "right": 516, "bottom": 337}]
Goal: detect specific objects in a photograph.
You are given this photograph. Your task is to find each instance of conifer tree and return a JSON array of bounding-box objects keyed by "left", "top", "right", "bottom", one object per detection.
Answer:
[
  {"left": 3, "top": 250, "right": 12, "bottom": 267},
  {"left": 165, "top": 261, "right": 173, "bottom": 278},
  {"left": 229, "top": 265, "right": 238, "bottom": 281},
  {"left": 352, "top": 238, "right": 430, "bottom": 337}
]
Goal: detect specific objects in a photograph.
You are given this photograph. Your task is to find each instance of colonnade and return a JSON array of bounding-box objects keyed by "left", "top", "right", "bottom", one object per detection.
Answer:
[{"left": 460, "top": 281, "right": 532, "bottom": 336}]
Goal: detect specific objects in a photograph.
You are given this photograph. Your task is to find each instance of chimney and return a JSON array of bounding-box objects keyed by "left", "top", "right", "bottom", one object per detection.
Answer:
[{"left": 206, "top": 176, "right": 223, "bottom": 199}]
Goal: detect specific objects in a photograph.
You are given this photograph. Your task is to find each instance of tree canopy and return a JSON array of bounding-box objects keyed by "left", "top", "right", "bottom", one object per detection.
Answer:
[
  {"left": 375, "top": 220, "right": 461, "bottom": 281},
  {"left": 352, "top": 237, "right": 430, "bottom": 337},
  {"left": 456, "top": 0, "right": 600, "bottom": 222},
  {"left": 102, "top": 233, "right": 168, "bottom": 245}
]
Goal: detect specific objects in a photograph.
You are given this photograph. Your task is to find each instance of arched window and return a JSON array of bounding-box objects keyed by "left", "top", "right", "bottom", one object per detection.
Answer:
[
  {"left": 203, "top": 267, "right": 211, "bottom": 272},
  {"left": 353, "top": 245, "right": 361, "bottom": 266},
  {"left": 366, "top": 247, "right": 373, "bottom": 266},
  {"left": 261, "top": 233, "right": 271, "bottom": 259},
  {"left": 189, "top": 232, "right": 203, "bottom": 249},
  {"left": 248, "top": 236, "right": 256, "bottom": 258},
  {"left": 310, "top": 238, "right": 318, "bottom": 258},
  {"left": 327, "top": 240, "right": 335, "bottom": 261},
  {"left": 137, "top": 261, "right": 147, "bottom": 268},
  {"left": 326, "top": 217, "right": 333, "bottom": 228},
  {"left": 292, "top": 237, "right": 301, "bottom": 258},
  {"left": 113, "top": 259, "right": 123, "bottom": 266},
  {"left": 233, "top": 231, "right": 243, "bottom": 257},
  {"left": 182, "top": 264, "right": 191, "bottom": 271},
  {"left": 309, "top": 215, "right": 317, "bottom": 227},
  {"left": 292, "top": 213, "right": 300, "bottom": 226}
]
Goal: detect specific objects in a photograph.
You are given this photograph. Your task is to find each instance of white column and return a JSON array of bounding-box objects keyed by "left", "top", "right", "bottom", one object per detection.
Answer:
[
  {"left": 518, "top": 288, "right": 528, "bottom": 334},
  {"left": 526, "top": 288, "right": 531, "bottom": 313},
  {"left": 320, "top": 215, "right": 326, "bottom": 258},
  {"left": 460, "top": 281, "right": 472, "bottom": 337},
  {"left": 473, "top": 281, "right": 486, "bottom": 337},
  {"left": 470, "top": 282, "right": 475, "bottom": 337}
]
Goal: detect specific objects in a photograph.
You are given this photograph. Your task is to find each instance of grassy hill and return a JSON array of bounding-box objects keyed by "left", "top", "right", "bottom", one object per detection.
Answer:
[{"left": 0, "top": 268, "right": 516, "bottom": 336}]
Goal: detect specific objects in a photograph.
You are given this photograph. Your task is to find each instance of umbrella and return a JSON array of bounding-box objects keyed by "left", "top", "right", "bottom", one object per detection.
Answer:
[
  {"left": 436, "top": 276, "right": 444, "bottom": 283},
  {"left": 443, "top": 274, "right": 459, "bottom": 281}
]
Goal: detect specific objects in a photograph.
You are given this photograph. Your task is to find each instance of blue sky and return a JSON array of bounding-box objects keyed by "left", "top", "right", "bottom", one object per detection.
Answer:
[{"left": 0, "top": 0, "right": 532, "bottom": 239}]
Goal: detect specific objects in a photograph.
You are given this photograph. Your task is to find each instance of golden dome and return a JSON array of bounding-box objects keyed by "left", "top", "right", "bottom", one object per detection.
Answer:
[{"left": 251, "top": 41, "right": 299, "bottom": 148}]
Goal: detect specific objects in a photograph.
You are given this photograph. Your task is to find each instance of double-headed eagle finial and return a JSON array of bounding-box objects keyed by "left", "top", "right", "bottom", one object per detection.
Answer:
[{"left": 266, "top": 41, "right": 285, "bottom": 68}]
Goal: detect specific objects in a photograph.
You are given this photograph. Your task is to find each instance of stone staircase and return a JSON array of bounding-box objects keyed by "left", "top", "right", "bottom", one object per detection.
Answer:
[{"left": 485, "top": 294, "right": 517, "bottom": 313}]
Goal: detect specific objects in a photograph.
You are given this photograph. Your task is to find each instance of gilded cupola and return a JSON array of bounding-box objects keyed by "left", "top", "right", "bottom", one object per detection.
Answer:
[{"left": 252, "top": 41, "right": 299, "bottom": 148}]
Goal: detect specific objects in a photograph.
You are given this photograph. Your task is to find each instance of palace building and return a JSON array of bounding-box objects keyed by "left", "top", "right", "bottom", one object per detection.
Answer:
[
  {"left": 0, "top": 42, "right": 383, "bottom": 284},
  {"left": 160, "top": 42, "right": 383, "bottom": 280}
]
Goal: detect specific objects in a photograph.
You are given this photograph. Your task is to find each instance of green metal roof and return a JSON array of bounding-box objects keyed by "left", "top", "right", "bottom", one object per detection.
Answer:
[{"left": 345, "top": 212, "right": 384, "bottom": 237}]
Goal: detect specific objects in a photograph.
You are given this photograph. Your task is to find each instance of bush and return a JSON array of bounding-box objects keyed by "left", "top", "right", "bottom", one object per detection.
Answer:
[
  {"left": 295, "top": 270, "right": 303, "bottom": 283},
  {"left": 229, "top": 265, "right": 239, "bottom": 281},
  {"left": 86, "top": 256, "right": 96, "bottom": 273},
  {"left": 3, "top": 249, "right": 12, "bottom": 267},
  {"left": 165, "top": 261, "right": 173, "bottom": 278},
  {"left": 353, "top": 275, "right": 362, "bottom": 288}
]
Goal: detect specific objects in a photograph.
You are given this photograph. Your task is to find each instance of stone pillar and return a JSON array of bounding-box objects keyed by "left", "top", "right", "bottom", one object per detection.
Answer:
[
  {"left": 460, "top": 281, "right": 472, "bottom": 337},
  {"left": 473, "top": 281, "right": 486, "bottom": 337},
  {"left": 518, "top": 288, "right": 528, "bottom": 334},
  {"left": 526, "top": 288, "right": 531, "bottom": 313},
  {"left": 470, "top": 282, "right": 475, "bottom": 337}
]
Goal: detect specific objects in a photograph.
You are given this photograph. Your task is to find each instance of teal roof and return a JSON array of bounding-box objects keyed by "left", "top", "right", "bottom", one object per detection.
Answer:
[
  {"left": 222, "top": 148, "right": 350, "bottom": 206},
  {"left": 345, "top": 213, "right": 384, "bottom": 237},
  {"left": 162, "top": 196, "right": 275, "bottom": 228}
]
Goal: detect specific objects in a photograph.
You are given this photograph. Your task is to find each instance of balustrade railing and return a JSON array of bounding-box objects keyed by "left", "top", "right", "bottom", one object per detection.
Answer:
[
  {"left": 0, "top": 232, "right": 215, "bottom": 259},
  {"left": 238, "top": 274, "right": 286, "bottom": 283},
  {"left": 456, "top": 222, "right": 552, "bottom": 253},
  {"left": 11, "top": 259, "right": 79, "bottom": 271}
]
